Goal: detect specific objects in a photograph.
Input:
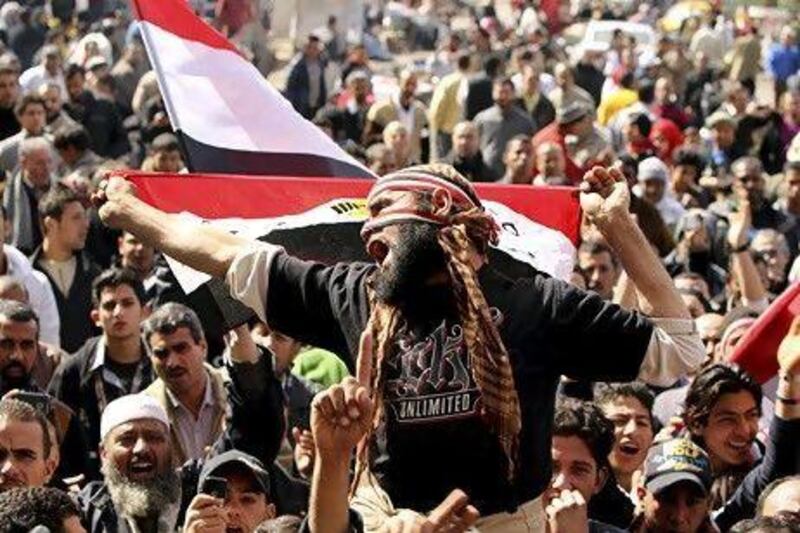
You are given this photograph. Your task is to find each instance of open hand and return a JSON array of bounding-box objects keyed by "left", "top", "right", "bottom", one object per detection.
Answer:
[{"left": 579, "top": 166, "right": 630, "bottom": 226}]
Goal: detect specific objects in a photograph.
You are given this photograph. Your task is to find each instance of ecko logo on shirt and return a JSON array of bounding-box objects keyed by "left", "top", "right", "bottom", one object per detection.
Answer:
[{"left": 384, "top": 312, "right": 501, "bottom": 424}]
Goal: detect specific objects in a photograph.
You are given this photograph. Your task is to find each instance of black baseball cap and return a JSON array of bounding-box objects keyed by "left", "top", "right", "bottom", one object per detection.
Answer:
[
  {"left": 644, "top": 439, "right": 712, "bottom": 496},
  {"left": 198, "top": 450, "right": 271, "bottom": 495}
]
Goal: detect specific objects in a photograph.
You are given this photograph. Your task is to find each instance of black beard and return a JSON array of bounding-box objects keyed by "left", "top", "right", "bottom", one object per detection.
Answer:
[
  {"left": 0, "top": 362, "right": 30, "bottom": 394},
  {"left": 372, "top": 222, "right": 452, "bottom": 321}
]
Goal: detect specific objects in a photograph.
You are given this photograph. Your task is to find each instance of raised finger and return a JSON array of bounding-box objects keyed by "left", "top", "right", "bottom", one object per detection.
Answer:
[{"left": 356, "top": 329, "right": 374, "bottom": 390}]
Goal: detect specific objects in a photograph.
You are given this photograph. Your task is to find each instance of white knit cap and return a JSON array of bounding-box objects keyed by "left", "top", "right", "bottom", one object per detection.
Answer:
[
  {"left": 638, "top": 157, "right": 669, "bottom": 183},
  {"left": 100, "top": 394, "right": 169, "bottom": 441}
]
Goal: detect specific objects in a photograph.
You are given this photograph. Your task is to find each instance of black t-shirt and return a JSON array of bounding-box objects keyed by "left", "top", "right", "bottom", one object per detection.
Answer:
[
  {"left": 266, "top": 255, "right": 653, "bottom": 514},
  {"left": 104, "top": 358, "right": 141, "bottom": 394}
]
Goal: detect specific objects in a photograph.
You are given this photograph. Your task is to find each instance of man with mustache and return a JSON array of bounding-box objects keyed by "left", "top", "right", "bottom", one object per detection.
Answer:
[
  {"left": 141, "top": 303, "right": 230, "bottom": 467},
  {"left": 94, "top": 164, "right": 704, "bottom": 529},
  {"left": 0, "top": 300, "right": 86, "bottom": 480}
]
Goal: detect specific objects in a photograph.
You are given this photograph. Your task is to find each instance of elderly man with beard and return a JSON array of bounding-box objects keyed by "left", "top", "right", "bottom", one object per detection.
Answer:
[
  {"left": 93, "top": 163, "right": 703, "bottom": 530},
  {"left": 81, "top": 332, "right": 286, "bottom": 533}
]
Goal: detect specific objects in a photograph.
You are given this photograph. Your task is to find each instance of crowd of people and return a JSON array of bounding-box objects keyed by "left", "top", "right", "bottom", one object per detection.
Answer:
[{"left": 0, "top": 0, "right": 797, "bottom": 532}]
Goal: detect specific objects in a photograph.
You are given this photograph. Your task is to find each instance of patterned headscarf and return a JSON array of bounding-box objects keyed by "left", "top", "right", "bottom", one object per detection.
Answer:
[{"left": 354, "top": 164, "right": 522, "bottom": 490}]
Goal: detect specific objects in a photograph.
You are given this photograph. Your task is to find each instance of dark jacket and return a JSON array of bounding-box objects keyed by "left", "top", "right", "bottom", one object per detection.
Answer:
[
  {"left": 464, "top": 73, "right": 494, "bottom": 121},
  {"left": 65, "top": 91, "right": 129, "bottom": 158},
  {"left": 514, "top": 95, "right": 556, "bottom": 134},
  {"left": 285, "top": 55, "right": 327, "bottom": 119},
  {"left": 48, "top": 336, "right": 154, "bottom": 479},
  {"left": 574, "top": 62, "right": 605, "bottom": 108},
  {"left": 443, "top": 150, "right": 497, "bottom": 183},
  {"left": 78, "top": 353, "right": 289, "bottom": 532},
  {"left": 30, "top": 248, "right": 102, "bottom": 353}
]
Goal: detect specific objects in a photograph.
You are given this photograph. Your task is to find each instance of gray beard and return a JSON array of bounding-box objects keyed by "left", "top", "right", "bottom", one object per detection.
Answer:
[{"left": 102, "top": 460, "right": 181, "bottom": 519}]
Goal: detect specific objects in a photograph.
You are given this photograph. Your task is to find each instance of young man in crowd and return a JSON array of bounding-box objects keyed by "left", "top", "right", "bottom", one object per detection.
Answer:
[
  {"left": 0, "top": 203, "right": 60, "bottom": 346},
  {"left": 30, "top": 183, "right": 99, "bottom": 352},
  {"left": 498, "top": 134, "right": 535, "bottom": 184},
  {"left": 81, "top": 329, "right": 285, "bottom": 532},
  {"left": 183, "top": 450, "right": 277, "bottom": 533},
  {"left": 474, "top": 77, "right": 536, "bottom": 178},
  {"left": 0, "top": 93, "right": 47, "bottom": 177},
  {"left": 630, "top": 439, "right": 716, "bottom": 533},
  {"left": 682, "top": 322, "right": 800, "bottom": 531},
  {"left": 141, "top": 132, "right": 185, "bottom": 173},
  {"left": 48, "top": 267, "right": 153, "bottom": 478},
  {"left": 53, "top": 124, "right": 103, "bottom": 177},
  {"left": 578, "top": 240, "right": 621, "bottom": 301},
  {"left": 95, "top": 164, "right": 703, "bottom": 528},
  {"left": 595, "top": 382, "right": 655, "bottom": 495},
  {"left": 0, "top": 63, "right": 20, "bottom": 141},
  {"left": 546, "top": 399, "right": 628, "bottom": 531}
]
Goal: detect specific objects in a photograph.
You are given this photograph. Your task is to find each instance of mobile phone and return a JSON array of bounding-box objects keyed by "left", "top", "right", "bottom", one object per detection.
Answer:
[
  {"left": 12, "top": 391, "right": 52, "bottom": 417},
  {"left": 201, "top": 476, "right": 228, "bottom": 499}
]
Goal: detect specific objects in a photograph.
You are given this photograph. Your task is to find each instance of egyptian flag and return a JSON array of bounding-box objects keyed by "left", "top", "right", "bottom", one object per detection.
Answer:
[
  {"left": 132, "top": 0, "right": 372, "bottom": 179},
  {"left": 121, "top": 171, "right": 581, "bottom": 329}
]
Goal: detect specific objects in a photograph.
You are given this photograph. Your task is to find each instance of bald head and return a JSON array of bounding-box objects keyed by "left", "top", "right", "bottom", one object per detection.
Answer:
[
  {"left": 452, "top": 121, "right": 479, "bottom": 158},
  {"left": 759, "top": 477, "right": 800, "bottom": 517}
]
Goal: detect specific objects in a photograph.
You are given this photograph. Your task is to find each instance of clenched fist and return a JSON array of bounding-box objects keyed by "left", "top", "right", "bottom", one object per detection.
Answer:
[
  {"left": 579, "top": 166, "right": 630, "bottom": 227},
  {"left": 91, "top": 175, "right": 138, "bottom": 229}
]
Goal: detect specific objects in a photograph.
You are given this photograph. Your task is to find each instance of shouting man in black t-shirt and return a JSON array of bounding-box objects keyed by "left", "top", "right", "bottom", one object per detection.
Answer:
[{"left": 93, "top": 164, "right": 703, "bottom": 530}]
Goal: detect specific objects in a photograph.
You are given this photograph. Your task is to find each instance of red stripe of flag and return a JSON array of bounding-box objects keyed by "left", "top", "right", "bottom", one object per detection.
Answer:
[
  {"left": 131, "top": 0, "right": 238, "bottom": 54},
  {"left": 122, "top": 172, "right": 582, "bottom": 246}
]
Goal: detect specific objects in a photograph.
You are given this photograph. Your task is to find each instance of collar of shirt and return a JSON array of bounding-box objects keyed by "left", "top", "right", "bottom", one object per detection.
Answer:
[
  {"left": 165, "top": 371, "right": 213, "bottom": 417},
  {"left": 90, "top": 340, "right": 149, "bottom": 394}
]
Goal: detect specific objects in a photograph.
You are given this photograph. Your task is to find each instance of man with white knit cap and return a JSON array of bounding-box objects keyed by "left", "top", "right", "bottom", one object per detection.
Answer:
[
  {"left": 93, "top": 393, "right": 181, "bottom": 532},
  {"left": 637, "top": 156, "right": 686, "bottom": 231}
]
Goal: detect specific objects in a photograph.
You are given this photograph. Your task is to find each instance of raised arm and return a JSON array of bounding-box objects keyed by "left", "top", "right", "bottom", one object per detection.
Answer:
[
  {"left": 581, "top": 166, "right": 690, "bottom": 319},
  {"left": 93, "top": 176, "right": 255, "bottom": 279},
  {"left": 727, "top": 193, "right": 768, "bottom": 310},
  {"left": 578, "top": 166, "right": 703, "bottom": 386}
]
